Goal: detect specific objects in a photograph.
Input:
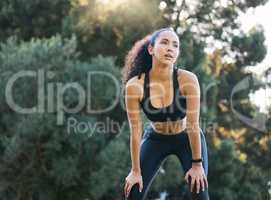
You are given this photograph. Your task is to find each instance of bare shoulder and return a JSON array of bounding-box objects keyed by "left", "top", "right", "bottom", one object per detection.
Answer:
[
  {"left": 176, "top": 68, "right": 199, "bottom": 95},
  {"left": 125, "top": 74, "right": 145, "bottom": 99},
  {"left": 176, "top": 68, "right": 198, "bottom": 81},
  {"left": 176, "top": 68, "right": 199, "bottom": 84}
]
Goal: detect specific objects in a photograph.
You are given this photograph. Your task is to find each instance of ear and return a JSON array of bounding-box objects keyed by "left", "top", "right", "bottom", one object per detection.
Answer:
[{"left": 147, "top": 44, "right": 154, "bottom": 56}]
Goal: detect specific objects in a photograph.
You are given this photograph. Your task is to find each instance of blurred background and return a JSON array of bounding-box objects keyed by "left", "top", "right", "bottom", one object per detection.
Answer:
[{"left": 0, "top": 0, "right": 270, "bottom": 199}]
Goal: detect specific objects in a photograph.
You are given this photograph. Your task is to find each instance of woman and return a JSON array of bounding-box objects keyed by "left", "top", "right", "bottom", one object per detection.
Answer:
[{"left": 122, "top": 27, "right": 209, "bottom": 200}]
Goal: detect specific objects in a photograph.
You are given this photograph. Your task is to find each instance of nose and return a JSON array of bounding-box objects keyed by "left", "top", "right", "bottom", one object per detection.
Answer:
[{"left": 167, "top": 48, "right": 173, "bottom": 53}]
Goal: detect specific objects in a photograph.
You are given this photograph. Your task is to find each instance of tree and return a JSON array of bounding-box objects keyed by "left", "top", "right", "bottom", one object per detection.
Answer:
[
  {"left": 1, "top": 0, "right": 270, "bottom": 199},
  {"left": 0, "top": 35, "right": 123, "bottom": 200},
  {"left": 0, "top": 0, "right": 74, "bottom": 42}
]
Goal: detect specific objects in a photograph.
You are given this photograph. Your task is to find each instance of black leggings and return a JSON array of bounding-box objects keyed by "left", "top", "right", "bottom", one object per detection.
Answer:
[{"left": 126, "top": 125, "right": 209, "bottom": 200}]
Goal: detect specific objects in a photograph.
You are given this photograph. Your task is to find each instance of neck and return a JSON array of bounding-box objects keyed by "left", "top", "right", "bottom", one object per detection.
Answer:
[{"left": 149, "top": 62, "right": 174, "bottom": 81}]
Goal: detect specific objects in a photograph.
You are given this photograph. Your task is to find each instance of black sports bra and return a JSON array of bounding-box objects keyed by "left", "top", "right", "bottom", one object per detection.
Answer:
[{"left": 139, "top": 67, "right": 186, "bottom": 122}]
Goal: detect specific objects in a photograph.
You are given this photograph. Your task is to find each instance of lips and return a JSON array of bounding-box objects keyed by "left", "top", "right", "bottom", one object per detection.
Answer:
[{"left": 164, "top": 54, "right": 173, "bottom": 59}]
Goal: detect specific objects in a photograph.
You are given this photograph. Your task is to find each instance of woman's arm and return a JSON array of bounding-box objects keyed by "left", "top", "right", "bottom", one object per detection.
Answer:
[
  {"left": 182, "top": 72, "right": 202, "bottom": 163},
  {"left": 182, "top": 71, "right": 208, "bottom": 193},
  {"left": 125, "top": 80, "right": 143, "bottom": 174}
]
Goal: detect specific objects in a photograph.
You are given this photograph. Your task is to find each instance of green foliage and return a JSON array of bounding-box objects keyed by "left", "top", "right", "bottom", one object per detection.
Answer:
[
  {"left": 0, "top": 0, "right": 270, "bottom": 199},
  {"left": 0, "top": 0, "right": 73, "bottom": 41},
  {"left": 88, "top": 126, "right": 130, "bottom": 199},
  {"left": 232, "top": 26, "right": 267, "bottom": 67},
  {"left": 208, "top": 140, "right": 269, "bottom": 200},
  {"left": 0, "top": 35, "right": 124, "bottom": 200},
  {"left": 69, "top": 0, "right": 167, "bottom": 64}
]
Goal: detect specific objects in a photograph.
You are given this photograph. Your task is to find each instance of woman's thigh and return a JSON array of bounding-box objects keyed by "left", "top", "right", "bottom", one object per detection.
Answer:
[
  {"left": 173, "top": 128, "right": 209, "bottom": 199},
  {"left": 126, "top": 129, "right": 170, "bottom": 200},
  {"left": 174, "top": 128, "right": 208, "bottom": 175}
]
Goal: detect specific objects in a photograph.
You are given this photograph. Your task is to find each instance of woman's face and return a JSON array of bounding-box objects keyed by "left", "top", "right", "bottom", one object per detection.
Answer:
[{"left": 149, "top": 30, "right": 180, "bottom": 65}]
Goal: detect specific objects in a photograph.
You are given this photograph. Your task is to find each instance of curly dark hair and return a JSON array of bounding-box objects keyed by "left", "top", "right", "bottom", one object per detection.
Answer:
[{"left": 121, "top": 27, "right": 176, "bottom": 88}]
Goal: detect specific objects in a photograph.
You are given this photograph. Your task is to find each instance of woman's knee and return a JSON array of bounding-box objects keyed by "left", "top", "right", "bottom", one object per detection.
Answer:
[
  {"left": 126, "top": 183, "right": 145, "bottom": 200},
  {"left": 187, "top": 177, "right": 209, "bottom": 200},
  {"left": 190, "top": 190, "right": 210, "bottom": 200}
]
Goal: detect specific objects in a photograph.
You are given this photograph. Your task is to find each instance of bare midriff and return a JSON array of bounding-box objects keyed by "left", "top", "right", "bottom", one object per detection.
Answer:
[{"left": 150, "top": 117, "right": 187, "bottom": 135}]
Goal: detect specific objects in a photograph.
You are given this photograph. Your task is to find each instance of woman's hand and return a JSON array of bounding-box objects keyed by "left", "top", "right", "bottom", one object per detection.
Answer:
[
  {"left": 184, "top": 163, "right": 208, "bottom": 193},
  {"left": 124, "top": 170, "right": 143, "bottom": 198}
]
